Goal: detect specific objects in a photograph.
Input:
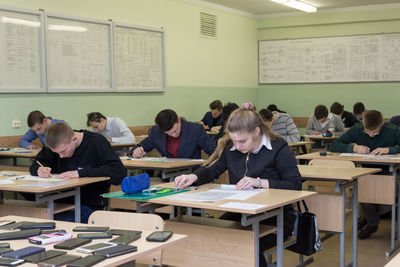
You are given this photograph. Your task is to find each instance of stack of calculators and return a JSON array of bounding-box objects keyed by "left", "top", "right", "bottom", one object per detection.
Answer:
[{"left": 0, "top": 220, "right": 143, "bottom": 266}]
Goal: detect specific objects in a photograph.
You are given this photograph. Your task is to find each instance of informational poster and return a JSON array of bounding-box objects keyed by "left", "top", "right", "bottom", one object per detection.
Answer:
[
  {"left": 115, "top": 24, "right": 165, "bottom": 91},
  {"left": 259, "top": 33, "right": 400, "bottom": 84},
  {"left": 46, "top": 15, "right": 112, "bottom": 92},
  {"left": 0, "top": 8, "right": 44, "bottom": 92}
]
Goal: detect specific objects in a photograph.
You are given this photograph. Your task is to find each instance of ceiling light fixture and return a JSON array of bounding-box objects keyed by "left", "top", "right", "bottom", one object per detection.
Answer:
[{"left": 270, "top": 0, "right": 317, "bottom": 13}]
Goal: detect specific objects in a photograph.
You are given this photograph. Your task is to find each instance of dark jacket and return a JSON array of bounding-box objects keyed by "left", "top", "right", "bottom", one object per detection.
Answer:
[
  {"left": 194, "top": 138, "right": 302, "bottom": 190},
  {"left": 330, "top": 122, "right": 400, "bottom": 154},
  {"left": 341, "top": 111, "right": 359, "bottom": 128},
  {"left": 390, "top": 115, "right": 400, "bottom": 127},
  {"left": 201, "top": 111, "right": 223, "bottom": 129},
  {"left": 30, "top": 131, "right": 125, "bottom": 207},
  {"left": 129, "top": 120, "right": 216, "bottom": 159}
]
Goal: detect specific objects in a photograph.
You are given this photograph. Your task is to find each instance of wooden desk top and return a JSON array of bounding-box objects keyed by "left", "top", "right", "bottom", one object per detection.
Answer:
[
  {"left": 303, "top": 135, "right": 339, "bottom": 140},
  {"left": 0, "top": 148, "right": 40, "bottom": 158},
  {"left": 297, "top": 152, "right": 400, "bottom": 164},
  {"left": 110, "top": 143, "right": 134, "bottom": 148},
  {"left": 298, "top": 165, "right": 381, "bottom": 181},
  {"left": 288, "top": 141, "right": 314, "bottom": 147},
  {"left": 140, "top": 183, "right": 315, "bottom": 215},
  {"left": 0, "top": 215, "right": 186, "bottom": 267},
  {"left": 121, "top": 158, "right": 205, "bottom": 170},
  {"left": 0, "top": 171, "right": 109, "bottom": 193},
  {"left": 386, "top": 252, "right": 400, "bottom": 267}
]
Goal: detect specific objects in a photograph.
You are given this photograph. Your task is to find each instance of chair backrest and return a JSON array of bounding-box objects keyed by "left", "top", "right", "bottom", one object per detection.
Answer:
[
  {"left": 88, "top": 210, "right": 164, "bottom": 231},
  {"left": 308, "top": 159, "right": 355, "bottom": 168}
]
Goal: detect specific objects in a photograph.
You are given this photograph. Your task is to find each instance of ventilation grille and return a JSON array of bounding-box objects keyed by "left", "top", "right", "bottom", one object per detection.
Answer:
[{"left": 200, "top": 12, "right": 217, "bottom": 39}]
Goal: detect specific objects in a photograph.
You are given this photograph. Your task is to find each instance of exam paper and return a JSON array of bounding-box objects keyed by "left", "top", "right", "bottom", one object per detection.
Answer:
[
  {"left": 166, "top": 190, "right": 236, "bottom": 202},
  {"left": 208, "top": 187, "right": 262, "bottom": 201},
  {"left": 0, "top": 180, "right": 15, "bottom": 185},
  {"left": 339, "top": 153, "right": 400, "bottom": 160},
  {"left": 219, "top": 202, "right": 267, "bottom": 210},
  {"left": 19, "top": 180, "right": 71, "bottom": 188}
]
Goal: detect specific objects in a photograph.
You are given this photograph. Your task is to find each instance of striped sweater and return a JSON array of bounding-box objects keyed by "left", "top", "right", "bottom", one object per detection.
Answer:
[{"left": 271, "top": 112, "right": 300, "bottom": 143}]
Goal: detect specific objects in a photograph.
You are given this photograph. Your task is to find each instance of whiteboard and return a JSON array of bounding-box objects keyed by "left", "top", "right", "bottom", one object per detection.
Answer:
[
  {"left": 114, "top": 23, "right": 165, "bottom": 92},
  {"left": 46, "top": 14, "right": 113, "bottom": 92},
  {"left": 259, "top": 33, "right": 400, "bottom": 84},
  {"left": 0, "top": 6, "right": 45, "bottom": 92}
]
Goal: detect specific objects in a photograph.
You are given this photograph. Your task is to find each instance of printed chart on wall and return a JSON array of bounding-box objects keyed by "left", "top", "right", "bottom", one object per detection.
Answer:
[
  {"left": 115, "top": 24, "right": 165, "bottom": 92},
  {"left": 0, "top": 7, "right": 45, "bottom": 92},
  {"left": 259, "top": 33, "right": 400, "bottom": 84},
  {"left": 46, "top": 15, "right": 112, "bottom": 92}
]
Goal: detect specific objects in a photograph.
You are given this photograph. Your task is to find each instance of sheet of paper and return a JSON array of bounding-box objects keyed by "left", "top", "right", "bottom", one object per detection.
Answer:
[
  {"left": 339, "top": 153, "right": 400, "bottom": 160},
  {"left": 0, "top": 180, "right": 15, "bottom": 184},
  {"left": 208, "top": 188, "right": 262, "bottom": 201},
  {"left": 8, "top": 175, "right": 57, "bottom": 181},
  {"left": 219, "top": 202, "right": 267, "bottom": 210},
  {"left": 19, "top": 180, "right": 71, "bottom": 188},
  {"left": 121, "top": 156, "right": 203, "bottom": 163},
  {"left": 166, "top": 191, "right": 236, "bottom": 202}
]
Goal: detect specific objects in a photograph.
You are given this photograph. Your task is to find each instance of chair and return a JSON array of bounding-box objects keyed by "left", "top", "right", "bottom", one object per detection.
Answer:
[{"left": 88, "top": 210, "right": 165, "bottom": 266}]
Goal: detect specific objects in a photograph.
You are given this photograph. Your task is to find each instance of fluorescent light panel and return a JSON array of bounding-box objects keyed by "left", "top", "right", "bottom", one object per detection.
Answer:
[
  {"left": 1, "top": 16, "right": 40, "bottom": 27},
  {"left": 48, "top": 24, "right": 87, "bottom": 32},
  {"left": 270, "top": 0, "right": 317, "bottom": 13}
]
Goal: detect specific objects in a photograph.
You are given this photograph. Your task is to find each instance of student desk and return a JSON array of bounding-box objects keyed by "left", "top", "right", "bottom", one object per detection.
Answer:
[
  {"left": 120, "top": 157, "right": 204, "bottom": 181},
  {"left": 385, "top": 252, "right": 400, "bottom": 267},
  {"left": 0, "top": 148, "right": 40, "bottom": 166},
  {"left": 0, "top": 215, "right": 187, "bottom": 267},
  {"left": 303, "top": 135, "right": 339, "bottom": 149},
  {"left": 0, "top": 171, "right": 109, "bottom": 223},
  {"left": 297, "top": 152, "right": 400, "bottom": 257},
  {"left": 288, "top": 141, "right": 314, "bottom": 155},
  {"left": 110, "top": 143, "right": 135, "bottom": 149},
  {"left": 298, "top": 165, "right": 381, "bottom": 267},
  {"left": 104, "top": 183, "right": 315, "bottom": 267}
]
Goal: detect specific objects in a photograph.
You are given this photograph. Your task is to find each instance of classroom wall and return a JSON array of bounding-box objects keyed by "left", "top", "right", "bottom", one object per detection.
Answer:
[
  {"left": 0, "top": 0, "right": 258, "bottom": 136},
  {"left": 257, "top": 5, "right": 400, "bottom": 118}
]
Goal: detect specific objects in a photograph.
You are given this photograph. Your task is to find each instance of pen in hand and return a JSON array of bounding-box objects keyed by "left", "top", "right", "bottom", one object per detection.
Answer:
[{"left": 37, "top": 161, "right": 52, "bottom": 178}]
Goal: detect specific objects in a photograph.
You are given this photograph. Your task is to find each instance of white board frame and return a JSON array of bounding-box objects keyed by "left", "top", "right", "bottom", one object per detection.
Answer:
[
  {"left": 45, "top": 12, "right": 114, "bottom": 93},
  {"left": 0, "top": 5, "right": 46, "bottom": 93},
  {"left": 259, "top": 33, "right": 400, "bottom": 84},
  {"left": 113, "top": 22, "right": 165, "bottom": 92}
]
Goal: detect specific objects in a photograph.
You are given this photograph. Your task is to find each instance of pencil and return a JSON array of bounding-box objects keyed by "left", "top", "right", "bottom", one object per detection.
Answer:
[{"left": 36, "top": 160, "right": 44, "bottom": 168}]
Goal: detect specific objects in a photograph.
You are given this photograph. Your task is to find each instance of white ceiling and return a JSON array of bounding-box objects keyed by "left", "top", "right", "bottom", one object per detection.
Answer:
[{"left": 197, "top": 0, "right": 400, "bottom": 16}]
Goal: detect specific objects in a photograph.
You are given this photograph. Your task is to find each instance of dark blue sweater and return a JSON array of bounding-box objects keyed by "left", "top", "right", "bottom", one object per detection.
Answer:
[{"left": 201, "top": 111, "right": 223, "bottom": 129}]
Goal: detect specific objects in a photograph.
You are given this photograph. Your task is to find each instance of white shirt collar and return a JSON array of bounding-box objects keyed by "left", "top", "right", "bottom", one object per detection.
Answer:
[
  {"left": 230, "top": 134, "right": 272, "bottom": 153},
  {"left": 105, "top": 118, "right": 112, "bottom": 131}
]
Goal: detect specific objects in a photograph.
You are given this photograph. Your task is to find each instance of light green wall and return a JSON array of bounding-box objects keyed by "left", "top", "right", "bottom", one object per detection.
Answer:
[
  {"left": 257, "top": 6, "right": 400, "bottom": 117},
  {"left": 0, "top": 0, "right": 258, "bottom": 136}
]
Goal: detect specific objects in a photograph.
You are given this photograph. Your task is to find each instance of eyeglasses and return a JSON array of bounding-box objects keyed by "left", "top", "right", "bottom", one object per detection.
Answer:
[{"left": 364, "top": 129, "right": 380, "bottom": 137}]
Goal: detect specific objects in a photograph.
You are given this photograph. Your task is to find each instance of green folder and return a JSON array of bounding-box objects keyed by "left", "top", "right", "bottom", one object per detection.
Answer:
[{"left": 102, "top": 187, "right": 189, "bottom": 200}]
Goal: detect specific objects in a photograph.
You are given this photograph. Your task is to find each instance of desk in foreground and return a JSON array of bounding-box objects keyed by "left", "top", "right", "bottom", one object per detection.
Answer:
[{"left": 0, "top": 215, "right": 186, "bottom": 267}]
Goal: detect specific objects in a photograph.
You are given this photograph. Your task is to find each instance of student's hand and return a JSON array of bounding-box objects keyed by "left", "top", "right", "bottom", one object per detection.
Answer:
[
  {"left": 175, "top": 174, "right": 198, "bottom": 189},
  {"left": 210, "top": 126, "right": 221, "bottom": 132},
  {"left": 132, "top": 147, "right": 146, "bottom": 158},
  {"left": 27, "top": 144, "right": 36, "bottom": 150},
  {"left": 56, "top": 170, "right": 79, "bottom": 179},
  {"left": 353, "top": 144, "right": 370, "bottom": 154},
  {"left": 107, "top": 137, "right": 112, "bottom": 143},
  {"left": 311, "top": 131, "right": 321, "bottom": 135},
  {"left": 38, "top": 167, "right": 52, "bottom": 178},
  {"left": 370, "top": 147, "right": 389, "bottom": 155},
  {"left": 236, "top": 176, "right": 258, "bottom": 190}
]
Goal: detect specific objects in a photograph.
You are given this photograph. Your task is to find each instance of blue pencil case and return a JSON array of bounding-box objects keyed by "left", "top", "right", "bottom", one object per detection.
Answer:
[{"left": 121, "top": 173, "right": 150, "bottom": 194}]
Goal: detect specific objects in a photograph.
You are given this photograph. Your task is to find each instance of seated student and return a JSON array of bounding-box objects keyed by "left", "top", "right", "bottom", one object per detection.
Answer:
[
  {"left": 19, "top": 111, "right": 65, "bottom": 149},
  {"left": 214, "top": 102, "right": 239, "bottom": 141},
  {"left": 175, "top": 102, "right": 301, "bottom": 267},
  {"left": 129, "top": 109, "right": 216, "bottom": 159},
  {"left": 306, "top": 104, "right": 345, "bottom": 136},
  {"left": 267, "top": 104, "right": 286, "bottom": 113},
  {"left": 259, "top": 108, "right": 300, "bottom": 142},
  {"left": 390, "top": 115, "right": 400, "bottom": 127},
  {"left": 330, "top": 102, "right": 359, "bottom": 128},
  {"left": 330, "top": 110, "right": 400, "bottom": 239},
  {"left": 201, "top": 100, "right": 223, "bottom": 131},
  {"left": 353, "top": 102, "right": 366, "bottom": 122},
  {"left": 87, "top": 112, "right": 135, "bottom": 144},
  {"left": 30, "top": 123, "right": 125, "bottom": 223}
]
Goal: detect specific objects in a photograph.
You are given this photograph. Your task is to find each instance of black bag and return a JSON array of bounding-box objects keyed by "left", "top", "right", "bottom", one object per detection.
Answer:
[{"left": 286, "top": 200, "right": 322, "bottom": 256}]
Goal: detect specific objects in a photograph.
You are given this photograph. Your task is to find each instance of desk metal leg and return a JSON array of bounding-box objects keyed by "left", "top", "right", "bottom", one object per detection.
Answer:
[
  {"left": 75, "top": 187, "right": 81, "bottom": 223},
  {"left": 47, "top": 200, "right": 54, "bottom": 220},
  {"left": 352, "top": 180, "right": 358, "bottom": 267},
  {"left": 252, "top": 219, "right": 260, "bottom": 267},
  {"left": 340, "top": 188, "right": 346, "bottom": 267},
  {"left": 276, "top": 207, "right": 284, "bottom": 267},
  {"left": 386, "top": 165, "right": 400, "bottom": 257}
]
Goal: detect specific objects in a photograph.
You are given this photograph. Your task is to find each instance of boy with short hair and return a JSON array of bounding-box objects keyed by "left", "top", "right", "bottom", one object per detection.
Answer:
[
  {"left": 330, "top": 110, "right": 400, "bottom": 239},
  {"left": 353, "top": 102, "right": 366, "bottom": 122},
  {"left": 259, "top": 109, "right": 300, "bottom": 142},
  {"left": 201, "top": 100, "right": 223, "bottom": 131},
  {"left": 306, "top": 104, "right": 345, "bottom": 136},
  {"left": 87, "top": 112, "right": 135, "bottom": 144},
  {"left": 19, "top": 111, "right": 65, "bottom": 149},
  {"left": 330, "top": 102, "right": 359, "bottom": 128},
  {"left": 129, "top": 109, "right": 216, "bottom": 159},
  {"left": 30, "top": 123, "right": 125, "bottom": 223}
]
